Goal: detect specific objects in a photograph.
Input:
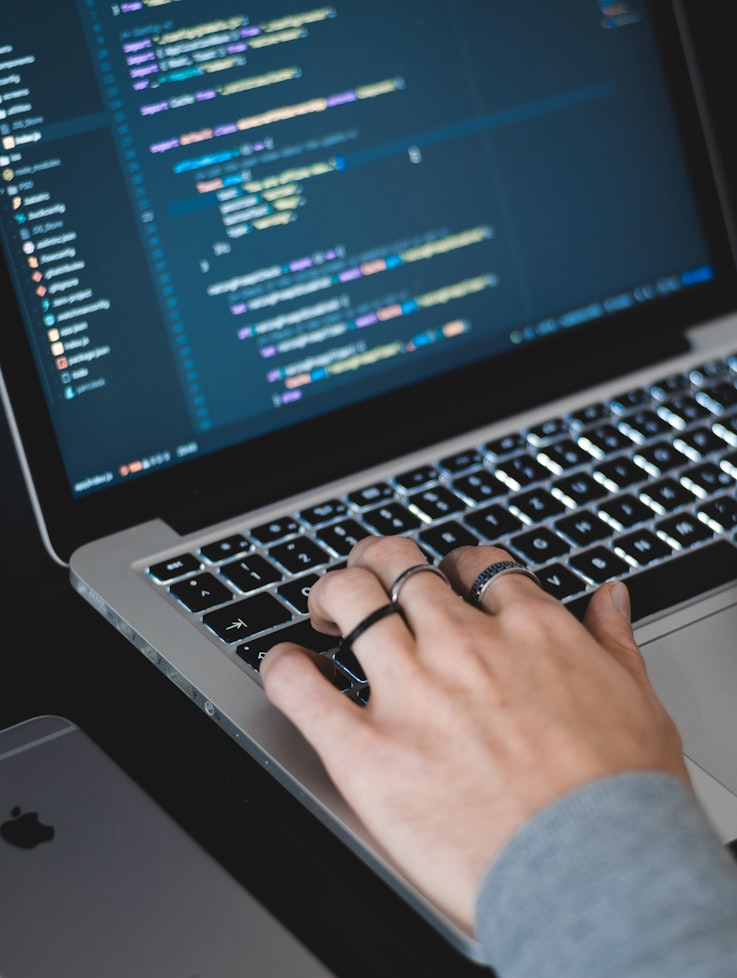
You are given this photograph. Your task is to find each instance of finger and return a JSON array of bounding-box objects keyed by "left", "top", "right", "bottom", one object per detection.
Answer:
[
  {"left": 306, "top": 565, "right": 414, "bottom": 680},
  {"left": 582, "top": 581, "right": 651, "bottom": 683},
  {"left": 439, "top": 545, "right": 557, "bottom": 615},
  {"left": 273, "top": 641, "right": 337, "bottom": 682},
  {"left": 260, "top": 642, "right": 366, "bottom": 755},
  {"left": 347, "top": 535, "right": 458, "bottom": 634}
]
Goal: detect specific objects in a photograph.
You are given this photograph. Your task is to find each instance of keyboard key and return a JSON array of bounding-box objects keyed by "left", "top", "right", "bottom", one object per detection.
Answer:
[
  {"left": 698, "top": 494, "right": 737, "bottom": 531},
  {"left": 578, "top": 423, "right": 633, "bottom": 457},
  {"left": 169, "top": 573, "right": 233, "bottom": 612},
  {"left": 316, "top": 518, "right": 371, "bottom": 556},
  {"left": 713, "top": 414, "right": 737, "bottom": 446},
  {"left": 250, "top": 517, "right": 300, "bottom": 544},
  {"left": 149, "top": 553, "right": 201, "bottom": 582},
  {"left": 697, "top": 379, "right": 737, "bottom": 412},
  {"left": 526, "top": 418, "right": 569, "bottom": 444},
  {"left": 347, "top": 482, "right": 394, "bottom": 508},
  {"left": 639, "top": 478, "right": 695, "bottom": 513},
  {"left": 681, "top": 462, "right": 735, "bottom": 497},
  {"left": 509, "top": 527, "right": 571, "bottom": 563},
  {"left": 555, "top": 511, "right": 612, "bottom": 546},
  {"left": 614, "top": 529, "right": 674, "bottom": 566},
  {"left": 203, "top": 593, "right": 292, "bottom": 643},
  {"left": 332, "top": 670, "right": 354, "bottom": 694},
  {"left": 566, "top": 540, "right": 737, "bottom": 623},
  {"left": 220, "top": 554, "right": 282, "bottom": 592},
  {"left": 690, "top": 359, "right": 732, "bottom": 384},
  {"left": 484, "top": 432, "right": 526, "bottom": 457},
  {"left": 277, "top": 574, "right": 320, "bottom": 614},
  {"left": 617, "top": 409, "right": 671, "bottom": 442},
  {"left": 552, "top": 472, "right": 608, "bottom": 507},
  {"left": 236, "top": 619, "right": 338, "bottom": 673},
  {"left": 609, "top": 387, "right": 650, "bottom": 412},
  {"left": 394, "top": 465, "right": 439, "bottom": 490},
  {"left": 333, "top": 644, "right": 367, "bottom": 683},
  {"left": 656, "top": 513, "right": 713, "bottom": 549},
  {"left": 569, "top": 546, "right": 629, "bottom": 584},
  {"left": 633, "top": 440, "right": 688, "bottom": 475},
  {"left": 200, "top": 534, "right": 251, "bottom": 563},
  {"left": 568, "top": 402, "right": 609, "bottom": 426},
  {"left": 493, "top": 453, "right": 548, "bottom": 490},
  {"left": 657, "top": 394, "right": 711, "bottom": 428},
  {"left": 299, "top": 499, "right": 348, "bottom": 525},
  {"left": 673, "top": 425, "right": 725, "bottom": 460},
  {"left": 721, "top": 450, "right": 737, "bottom": 479},
  {"left": 650, "top": 374, "right": 691, "bottom": 401},
  {"left": 598, "top": 493, "right": 654, "bottom": 529},
  {"left": 452, "top": 467, "right": 501, "bottom": 503},
  {"left": 509, "top": 488, "right": 566, "bottom": 522},
  {"left": 464, "top": 503, "right": 523, "bottom": 540},
  {"left": 362, "top": 502, "right": 421, "bottom": 535},
  {"left": 408, "top": 486, "right": 465, "bottom": 521},
  {"left": 537, "top": 563, "right": 588, "bottom": 601},
  {"left": 649, "top": 372, "right": 691, "bottom": 399},
  {"left": 325, "top": 560, "right": 348, "bottom": 573},
  {"left": 268, "top": 537, "right": 331, "bottom": 574},
  {"left": 419, "top": 520, "right": 479, "bottom": 556},
  {"left": 594, "top": 455, "right": 645, "bottom": 490},
  {"left": 537, "top": 438, "right": 590, "bottom": 473},
  {"left": 439, "top": 448, "right": 483, "bottom": 473}
]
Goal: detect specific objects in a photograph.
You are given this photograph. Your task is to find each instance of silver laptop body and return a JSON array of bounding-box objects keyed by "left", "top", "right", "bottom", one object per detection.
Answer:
[{"left": 2, "top": 1, "right": 737, "bottom": 962}]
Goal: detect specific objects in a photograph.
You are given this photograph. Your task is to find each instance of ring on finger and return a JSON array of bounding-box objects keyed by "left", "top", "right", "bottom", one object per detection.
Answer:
[
  {"left": 468, "top": 560, "right": 542, "bottom": 608},
  {"left": 340, "top": 602, "right": 407, "bottom": 653},
  {"left": 389, "top": 563, "right": 450, "bottom": 604}
]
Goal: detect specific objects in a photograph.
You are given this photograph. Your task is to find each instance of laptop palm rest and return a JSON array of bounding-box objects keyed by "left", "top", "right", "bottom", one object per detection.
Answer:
[{"left": 640, "top": 599, "right": 737, "bottom": 840}]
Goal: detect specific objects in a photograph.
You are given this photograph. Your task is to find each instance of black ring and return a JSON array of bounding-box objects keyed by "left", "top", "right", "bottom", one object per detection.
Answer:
[{"left": 339, "top": 602, "right": 406, "bottom": 653}]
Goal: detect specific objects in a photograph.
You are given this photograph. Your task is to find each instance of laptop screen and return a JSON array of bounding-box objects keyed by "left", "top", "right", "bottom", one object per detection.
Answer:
[{"left": 0, "top": 1, "right": 731, "bottom": 512}]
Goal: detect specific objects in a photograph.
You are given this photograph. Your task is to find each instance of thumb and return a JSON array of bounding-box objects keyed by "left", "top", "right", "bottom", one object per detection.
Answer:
[{"left": 582, "top": 581, "right": 649, "bottom": 683}]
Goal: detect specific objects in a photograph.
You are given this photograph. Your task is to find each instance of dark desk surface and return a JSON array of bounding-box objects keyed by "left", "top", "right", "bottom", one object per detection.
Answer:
[{"left": 1, "top": 8, "right": 735, "bottom": 975}]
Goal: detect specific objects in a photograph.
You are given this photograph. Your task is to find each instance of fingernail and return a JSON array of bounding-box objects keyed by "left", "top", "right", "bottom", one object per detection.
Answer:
[{"left": 610, "top": 581, "right": 631, "bottom": 621}]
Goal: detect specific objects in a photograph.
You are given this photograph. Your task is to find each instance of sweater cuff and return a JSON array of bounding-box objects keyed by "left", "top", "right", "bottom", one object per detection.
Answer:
[{"left": 475, "top": 772, "right": 737, "bottom": 978}]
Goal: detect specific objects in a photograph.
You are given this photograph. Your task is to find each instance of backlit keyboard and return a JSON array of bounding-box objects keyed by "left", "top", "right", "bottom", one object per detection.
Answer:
[{"left": 148, "top": 351, "right": 737, "bottom": 704}]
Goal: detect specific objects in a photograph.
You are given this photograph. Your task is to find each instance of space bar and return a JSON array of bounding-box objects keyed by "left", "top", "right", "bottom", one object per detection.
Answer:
[{"left": 565, "top": 539, "right": 737, "bottom": 623}]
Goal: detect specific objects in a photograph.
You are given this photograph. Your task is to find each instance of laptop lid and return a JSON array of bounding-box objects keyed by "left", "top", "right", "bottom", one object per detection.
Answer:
[{"left": 0, "top": 0, "right": 735, "bottom": 565}]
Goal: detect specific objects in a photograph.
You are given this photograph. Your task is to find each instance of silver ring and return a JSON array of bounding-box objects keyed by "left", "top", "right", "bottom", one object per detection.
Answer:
[
  {"left": 468, "top": 560, "right": 541, "bottom": 607},
  {"left": 389, "top": 563, "right": 450, "bottom": 604}
]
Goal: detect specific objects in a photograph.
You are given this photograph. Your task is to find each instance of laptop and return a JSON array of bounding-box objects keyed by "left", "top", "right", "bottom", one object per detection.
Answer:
[
  {"left": 0, "top": 714, "right": 335, "bottom": 977},
  {"left": 2, "top": 0, "right": 737, "bottom": 963}
]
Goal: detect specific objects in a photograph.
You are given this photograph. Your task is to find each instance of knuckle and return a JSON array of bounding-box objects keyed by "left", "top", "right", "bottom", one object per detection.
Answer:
[
  {"left": 311, "top": 565, "right": 374, "bottom": 603},
  {"left": 503, "top": 596, "right": 559, "bottom": 642},
  {"left": 353, "top": 534, "right": 421, "bottom": 564}
]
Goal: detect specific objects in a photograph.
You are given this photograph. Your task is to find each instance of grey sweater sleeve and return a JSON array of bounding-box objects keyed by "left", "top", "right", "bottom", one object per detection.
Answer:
[{"left": 475, "top": 772, "right": 737, "bottom": 978}]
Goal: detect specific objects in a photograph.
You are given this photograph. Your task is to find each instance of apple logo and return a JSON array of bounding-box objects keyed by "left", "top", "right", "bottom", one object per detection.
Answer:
[{"left": 0, "top": 806, "right": 55, "bottom": 849}]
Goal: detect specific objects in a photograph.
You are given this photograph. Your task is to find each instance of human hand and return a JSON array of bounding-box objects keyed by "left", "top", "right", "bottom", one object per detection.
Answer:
[{"left": 260, "top": 536, "right": 690, "bottom": 933}]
